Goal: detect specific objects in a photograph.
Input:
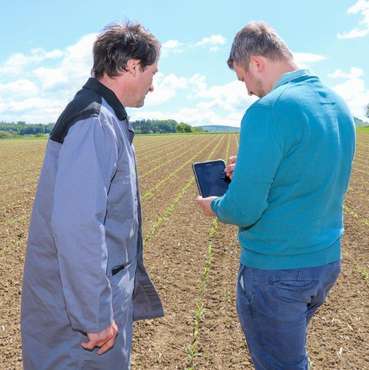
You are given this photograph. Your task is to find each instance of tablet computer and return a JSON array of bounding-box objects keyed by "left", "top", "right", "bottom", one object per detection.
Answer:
[{"left": 192, "top": 159, "right": 231, "bottom": 197}]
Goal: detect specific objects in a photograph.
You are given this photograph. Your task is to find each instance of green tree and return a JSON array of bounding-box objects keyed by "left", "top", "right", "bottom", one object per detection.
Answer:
[
  {"left": 192, "top": 126, "right": 204, "bottom": 133},
  {"left": 0, "top": 130, "right": 16, "bottom": 139},
  {"left": 176, "top": 122, "right": 192, "bottom": 133},
  {"left": 0, "top": 121, "right": 54, "bottom": 136}
]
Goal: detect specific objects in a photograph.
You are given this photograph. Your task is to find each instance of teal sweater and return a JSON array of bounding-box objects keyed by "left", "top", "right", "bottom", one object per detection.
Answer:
[{"left": 211, "top": 70, "right": 356, "bottom": 269}]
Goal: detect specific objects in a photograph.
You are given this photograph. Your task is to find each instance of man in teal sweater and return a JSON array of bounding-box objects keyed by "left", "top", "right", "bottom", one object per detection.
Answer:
[{"left": 196, "top": 22, "right": 355, "bottom": 369}]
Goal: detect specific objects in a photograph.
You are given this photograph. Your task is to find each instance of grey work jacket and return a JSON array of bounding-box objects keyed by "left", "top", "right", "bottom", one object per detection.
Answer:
[{"left": 21, "top": 78, "right": 163, "bottom": 370}]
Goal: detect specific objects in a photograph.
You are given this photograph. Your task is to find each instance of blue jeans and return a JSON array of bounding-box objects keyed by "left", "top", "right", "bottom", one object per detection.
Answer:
[{"left": 236, "top": 261, "right": 341, "bottom": 370}]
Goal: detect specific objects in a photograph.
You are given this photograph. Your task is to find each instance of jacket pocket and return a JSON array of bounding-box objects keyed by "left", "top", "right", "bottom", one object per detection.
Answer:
[{"left": 111, "top": 263, "right": 126, "bottom": 276}]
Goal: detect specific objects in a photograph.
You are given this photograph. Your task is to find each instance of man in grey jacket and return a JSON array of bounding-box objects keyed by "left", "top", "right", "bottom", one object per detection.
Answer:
[{"left": 21, "top": 23, "right": 163, "bottom": 370}]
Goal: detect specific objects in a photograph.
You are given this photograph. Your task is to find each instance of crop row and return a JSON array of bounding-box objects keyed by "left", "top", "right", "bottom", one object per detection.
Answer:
[
  {"left": 136, "top": 136, "right": 190, "bottom": 158},
  {"left": 0, "top": 136, "right": 223, "bottom": 242},
  {"left": 0, "top": 136, "right": 211, "bottom": 205},
  {"left": 141, "top": 135, "right": 223, "bottom": 201},
  {"left": 185, "top": 133, "right": 233, "bottom": 369},
  {"left": 0, "top": 137, "right": 189, "bottom": 192},
  {"left": 138, "top": 136, "right": 213, "bottom": 181},
  {"left": 143, "top": 135, "right": 229, "bottom": 246}
]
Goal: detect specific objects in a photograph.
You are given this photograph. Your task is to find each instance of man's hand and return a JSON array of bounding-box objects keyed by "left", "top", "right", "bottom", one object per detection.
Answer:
[
  {"left": 81, "top": 321, "right": 119, "bottom": 355},
  {"left": 225, "top": 155, "right": 237, "bottom": 179},
  {"left": 196, "top": 196, "right": 217, "bottom": 217}
]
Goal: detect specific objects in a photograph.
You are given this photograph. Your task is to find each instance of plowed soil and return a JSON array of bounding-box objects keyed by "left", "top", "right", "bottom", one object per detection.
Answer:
[{"left": 0, "top": 130, "right": 368, "bottom": 370}]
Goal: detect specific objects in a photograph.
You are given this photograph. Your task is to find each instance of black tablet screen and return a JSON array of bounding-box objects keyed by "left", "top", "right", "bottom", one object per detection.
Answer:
[{"left": 193, "top": 160, "right": 230, "bottom": 197}]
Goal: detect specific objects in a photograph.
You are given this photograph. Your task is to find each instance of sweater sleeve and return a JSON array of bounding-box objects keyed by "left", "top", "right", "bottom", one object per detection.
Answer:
[{"left": 211, "top": 104, "right": 283, "bottom": 227}]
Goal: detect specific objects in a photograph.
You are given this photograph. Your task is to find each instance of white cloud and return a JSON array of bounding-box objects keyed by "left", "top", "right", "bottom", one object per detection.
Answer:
[
  {"left": 338, "top": 28, "right": 369, "bottom": 39},
  {"left": 145, "top": 73, "right": 188, "bottom": 106},
  {"left": 188, "top": 74, "right": 207, "bottom": 92},
  {"left": 0, "top": 32, "right": 232, "bottom": 125},
  {"left": 32, "top": 66, "right": 67, "bottom": 91},
  {"left": 330, "top": 67, "right": 369, "bottom": 118},
  {"left": 328, "top": 67, "right": 364, "bottom": 79},
  {"left": 0, "top": 79, "right": 39, "bottom": 97},
  {"left": 0, "top": 48, "right": 63, "bottom": 76},
  {"left": 195, "top": 79, "right": 255, "bottom": 113},
  {"left": 293, "top": 52, "right": 327, "bottom": 68},
  {"left": 161, "top": 34, "right": 227, "bottom": 57},
  {"left": 0, "top": 96, "right": 64, "bottom": 123},
  {"left": 161, "top": 40, "right": 185, "bottom": 57},
  {"left": 196, "top": 34, "right": 226, "bottom": 47},
  {"left": 209, "top": 46, "right": 220, "bottom": 52},
  {"left": 338, "top": 0, "right": 369, "bottom": 39},
  {"left": 131, "top": 105, "right": 243, "bottom": 126},
  {"left": 162, "top": 40, "right": 180, "bottom": 49},
  {"left": 0, "top": 33, "right": 97, "bottom": 123},
  {"left": 32, "top": 33, "right": 96, "bottom": 93},
  {"left": 130, "top": 73, "right": 255, "bottom": 127}
]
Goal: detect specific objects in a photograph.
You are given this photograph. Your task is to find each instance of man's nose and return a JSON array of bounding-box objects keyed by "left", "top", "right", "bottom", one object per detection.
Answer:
[{"left": 148, "top": 85, "right": 154, "bottom": 93}]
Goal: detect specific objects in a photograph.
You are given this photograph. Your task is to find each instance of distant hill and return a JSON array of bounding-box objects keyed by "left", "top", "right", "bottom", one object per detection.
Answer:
[
  {"left": 200, "top": 118, "right": 369, "bottom": 131},
  {"left": 354, "top": 117, "right": 369, "bottom": 127},
  {"left": 198, "top": 125, "right": 240, "bottom": 133}
]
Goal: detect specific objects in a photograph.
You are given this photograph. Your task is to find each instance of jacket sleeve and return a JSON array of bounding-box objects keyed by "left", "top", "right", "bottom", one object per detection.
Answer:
[
  {"left": 51, "top": 116, "right": 118, "bottom": 333},
  {"left": 211, "top": 105, "right": 283, "bottom": 227}
]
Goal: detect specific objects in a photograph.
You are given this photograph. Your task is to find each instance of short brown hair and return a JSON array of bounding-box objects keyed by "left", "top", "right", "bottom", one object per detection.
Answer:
[
  {"left": 227, "top": 22, "right": 292, "bottom": 69},
  {"left": 92, "top": 22, "right": 160, "bottom": 79}
]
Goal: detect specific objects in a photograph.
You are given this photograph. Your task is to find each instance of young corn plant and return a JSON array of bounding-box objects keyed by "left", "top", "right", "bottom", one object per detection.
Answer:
[
  {"left": 185, "top": 134, "right": 232, "bottom": 369},
  {"left": 142, "top": 135, "right": 223, "bottom": 201}
]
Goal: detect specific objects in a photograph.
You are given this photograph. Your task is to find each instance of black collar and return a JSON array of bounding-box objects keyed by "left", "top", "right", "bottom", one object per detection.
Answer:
[{"left": 83, "top": 78, "right": 128, "bottom": 121}]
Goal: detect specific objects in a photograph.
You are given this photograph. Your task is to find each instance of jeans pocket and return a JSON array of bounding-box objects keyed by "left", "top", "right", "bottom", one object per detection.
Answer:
[
  {"left": 270, "top": 278, "right": 318, "bottom": 308},
  {"left": 271, "top": 279, "right": 317, "bottom": 289},
  {"left": 237, "top": 266, "right": 254, "bottom": 305}
]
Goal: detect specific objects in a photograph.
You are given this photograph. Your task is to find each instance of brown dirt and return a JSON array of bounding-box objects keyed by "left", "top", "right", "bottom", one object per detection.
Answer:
[{"left": 0, "top": 132, "right": 368, "bottom": 370}]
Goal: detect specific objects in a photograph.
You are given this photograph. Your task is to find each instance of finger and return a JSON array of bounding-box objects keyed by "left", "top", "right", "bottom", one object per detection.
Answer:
[
  {"left": 227, "top": 164, "right": 235, "bottom": 173},
  {"left": 196, "top": 196, "right": 203, "bottom": 203},
  {"left": 81, "top": 339, "right": 98, "bottom": 351},
  {"left": 95, "top": 332, "right": 116, "bottom": 347},
  {"left": 225, "top": 163, "right": 234, "bottom": 170},
  {"left": 97, "top": 333, "right": 117, "bottom": 355},
  {"left": 228, "top": 155, "right": 236, "bottom": 164}
]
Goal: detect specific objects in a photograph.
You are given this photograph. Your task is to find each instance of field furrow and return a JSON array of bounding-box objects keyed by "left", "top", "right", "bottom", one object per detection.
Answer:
[
  {"left": 131, "top": 135, "right": 229, "bottom": 369},
  {"left": 0, "top": 130, "right": 368, "bottom": 370}
]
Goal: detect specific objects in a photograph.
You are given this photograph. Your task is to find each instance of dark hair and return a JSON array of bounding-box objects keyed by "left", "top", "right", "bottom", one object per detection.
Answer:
[
  {"left": 92, "top": 22, "right": 160, "bottom": 79},
  {"left": 227, "top": 21, "right": 292, "bottom": 69}
]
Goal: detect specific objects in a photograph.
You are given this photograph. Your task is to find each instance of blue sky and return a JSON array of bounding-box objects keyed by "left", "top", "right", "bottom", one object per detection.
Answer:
[{"left": 1, "top": 0, "right": 369, "bottom": 126}]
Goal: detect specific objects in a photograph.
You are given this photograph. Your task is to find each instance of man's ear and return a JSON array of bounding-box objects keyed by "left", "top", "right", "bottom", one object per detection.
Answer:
[
  {"left": 249, "top": 55, "right": 266, "bottom": 74},
  {"left": 125, "top": 59, "right": 141, "bottom": 76}
]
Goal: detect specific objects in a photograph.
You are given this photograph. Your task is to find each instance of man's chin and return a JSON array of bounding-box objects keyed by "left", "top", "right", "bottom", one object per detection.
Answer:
[
  {"left": 129, "top": 101, "right": 145, "bottom": 108},
  {"left": 250, "top": 90, "right": 266, "bottom": 98},
  {"left": 135, "top": 99, "right": 145, "bottom": 108}
]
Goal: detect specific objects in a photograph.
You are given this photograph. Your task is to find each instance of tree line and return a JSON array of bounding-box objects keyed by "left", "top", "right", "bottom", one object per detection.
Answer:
[
  {"left": 0, "top": 121, "right": 54, "bottom": 138},
  {"left": 0, "top": 119, "right": 204, "bottom": 139},
  {"left": 132, "top": 119, "right": 203, "bottom": 133}
]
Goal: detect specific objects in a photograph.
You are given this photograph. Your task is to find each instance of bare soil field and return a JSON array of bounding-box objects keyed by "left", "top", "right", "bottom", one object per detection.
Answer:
[{"left": 0, "top": 131, "right": 368, "bottom": 370}]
